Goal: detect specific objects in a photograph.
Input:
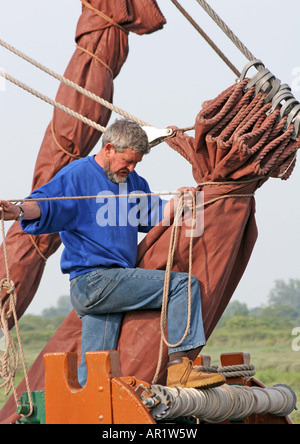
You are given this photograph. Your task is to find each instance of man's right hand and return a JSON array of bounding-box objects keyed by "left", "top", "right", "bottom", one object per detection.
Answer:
[
  {"left": 0, "top": 200, "right": 20, "bottom": 221},
  {"left": 0, "top": 200, "right": 41, "bottom": 221}
]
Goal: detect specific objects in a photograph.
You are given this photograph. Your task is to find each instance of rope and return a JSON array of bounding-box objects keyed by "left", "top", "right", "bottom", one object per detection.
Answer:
[
  {"left": 5, "top": 176, "right": 259, "bottom": 205},
  {"left": 195, "top": 0, "right": 255, "bottom": 61},
  {"left": 2, "top": 185, "right": 256, "bottom": 390},
  {"left": 6, "top": 191, "right": 179, "bottom": 205},
  {"left": 0, "top": 39, "right": 149, "bottom": 127},
  {"left": 28, "top": 234, "right": 47, "bottom": 263},
  {"left": 0, "top": 212, "right": 33, "bottom": 417},
  {"left": 0, "top": 70, "right": 106, "bottom": 133},
  {"left": 152, "top": 193, "right": 196, "bottom": 384},
  {"left": 150, "top": 383, "right": 297, "bottom": 422},
  {"left": 80, "top": 0, "right": 129, "bottom": 35},
  {"left": 195, "top": 363, "right": 256, "bottom": 378},
  {"left": 51, "top": 120, "right": 82, "bottom": 160},
  {"left": 4, "top": 186, "right": 255, "bottom": 387},
  {"left": 217, "top": 364, "right": 256, "bottom": 379},
  {"left": 76, "top": 45, "right": 114, "bottom": 78},
  {"left": 170, "top": 0, "right": 241, "bottom": 77}
]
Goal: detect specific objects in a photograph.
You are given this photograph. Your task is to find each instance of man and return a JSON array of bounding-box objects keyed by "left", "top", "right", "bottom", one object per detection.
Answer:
[{"left": 0, "top": 119, "right": 225, "bottom": 389}]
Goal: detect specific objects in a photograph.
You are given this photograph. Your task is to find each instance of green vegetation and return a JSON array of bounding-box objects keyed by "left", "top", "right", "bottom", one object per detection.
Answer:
[
  {"left": 0, "top": 281, "right": 300, "bottom": 424},
  {"left": 204, "top": 279, "right": 300, "bottom": 424}
]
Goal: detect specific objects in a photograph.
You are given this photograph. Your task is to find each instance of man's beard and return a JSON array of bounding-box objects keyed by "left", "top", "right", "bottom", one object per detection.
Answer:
[{"left": 104, "top": 167, "right": 129, "bottom": 184}]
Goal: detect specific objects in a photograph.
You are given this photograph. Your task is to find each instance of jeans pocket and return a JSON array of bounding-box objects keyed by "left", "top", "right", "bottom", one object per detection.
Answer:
[{"left": 70, "top": 270, "right": 114, "bottom": 311}]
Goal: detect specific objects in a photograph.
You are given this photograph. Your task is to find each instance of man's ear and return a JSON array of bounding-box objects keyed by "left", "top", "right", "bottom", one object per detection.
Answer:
[{"left": 103, "top": 143, "right": 115, "bottom": 157}]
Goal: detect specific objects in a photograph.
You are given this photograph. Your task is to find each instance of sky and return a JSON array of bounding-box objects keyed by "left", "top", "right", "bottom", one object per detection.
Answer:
[{"left": 0, "top": 0, "right": 300, "bottom": 315}]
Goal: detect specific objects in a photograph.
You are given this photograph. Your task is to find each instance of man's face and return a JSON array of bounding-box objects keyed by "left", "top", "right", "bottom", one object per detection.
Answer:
[{"left": 104, "top": 146, "right": 144, "bottom": 184}]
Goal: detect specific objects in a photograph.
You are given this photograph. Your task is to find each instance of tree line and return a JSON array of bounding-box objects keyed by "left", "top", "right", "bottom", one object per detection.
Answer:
[
  {"left": 219, "top": 279, "right": 300, "bottom": 329},
  {"left": 15, "top": 278, "right": 300, "bottom": 341},
  {"left": 40, "top": 278, "right": 300, "bottom": 322}
]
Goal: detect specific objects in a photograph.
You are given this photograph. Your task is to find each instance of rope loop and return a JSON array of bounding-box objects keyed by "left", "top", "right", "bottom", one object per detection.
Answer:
[
  {"left": 0, "top": 212, "right": 33, "bottom": 417},
  {"left": 0, "top": 278, "right": 15, "bottom": 297},
  {"left": 0, "top": 279, "right": 17, "bottom": 323}
]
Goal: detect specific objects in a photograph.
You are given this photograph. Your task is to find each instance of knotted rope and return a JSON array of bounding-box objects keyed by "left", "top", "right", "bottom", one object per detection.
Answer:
[{"left": 0, "top": 212, "right": 33, "bottom": 417}]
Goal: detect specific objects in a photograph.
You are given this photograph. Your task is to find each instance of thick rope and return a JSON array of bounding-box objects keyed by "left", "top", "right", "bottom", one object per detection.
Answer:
[
  {"left": 194, "top": 363, "right": 256, "bottom": 378},
  {"left": 0, "top": 39, "right": 149, "bottom": 127},
  {"left": 0, "top": 212, "right": 33, "bottom": 417},
  {"left": 195, "top": 0, "right": 255, "bottom": 61},
  {"left": 0, "top": 70, "right": 106, "bottom": 133},
  {"left": 170, "top": 0, "right": 241, "bottom": 77}
]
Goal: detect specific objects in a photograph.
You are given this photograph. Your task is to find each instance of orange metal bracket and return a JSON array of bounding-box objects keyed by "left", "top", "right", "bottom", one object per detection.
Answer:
[{"left": 44, "top": 351, "right": 155, "bottom": 424}]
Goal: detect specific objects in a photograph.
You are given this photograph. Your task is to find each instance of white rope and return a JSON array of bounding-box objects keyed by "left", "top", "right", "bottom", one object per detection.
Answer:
[
  {"left": 195, "top": 0, "right": 255, "bottom": 61},
  {"left": 0, "top": 69, "right": 106, "bottom": 133},
  {"left": 0, "top": 39, "right": 149, "bottom": 127}
]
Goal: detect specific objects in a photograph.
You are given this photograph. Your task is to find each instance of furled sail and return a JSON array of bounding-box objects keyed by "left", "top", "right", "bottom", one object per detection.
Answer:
[{"left": 1, "top": 0, "right": 300, "bottom": 425}]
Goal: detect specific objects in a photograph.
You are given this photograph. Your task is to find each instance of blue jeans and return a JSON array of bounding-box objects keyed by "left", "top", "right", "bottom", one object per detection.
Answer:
[{"left": 70, "top": 267, "right": 206, "bottom": 386}]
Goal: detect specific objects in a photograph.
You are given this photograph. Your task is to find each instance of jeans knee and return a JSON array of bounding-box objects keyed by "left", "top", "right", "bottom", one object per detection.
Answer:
[
  {"left": 190, "top": 274, "right": 199, "bottom": 285},
  {"left": 190, "top": 275, "right": 201, "bottom": 297},
  {"left": 173, "top": 273, "right": 200, "bottom": 298}
]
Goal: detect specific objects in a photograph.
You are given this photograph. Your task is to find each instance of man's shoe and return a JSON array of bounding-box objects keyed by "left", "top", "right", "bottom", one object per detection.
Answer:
[{"left": 167, "top": 357, "right": 226, "bottom": 389}]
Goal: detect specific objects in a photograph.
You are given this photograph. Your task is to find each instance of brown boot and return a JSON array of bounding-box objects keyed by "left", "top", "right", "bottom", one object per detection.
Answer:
[{"left": 167, "top": 357, "right": 225, "bottom": 389}]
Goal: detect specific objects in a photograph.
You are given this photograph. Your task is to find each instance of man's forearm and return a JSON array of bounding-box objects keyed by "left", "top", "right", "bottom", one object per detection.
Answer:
[
  {"left": 0, "top": 200, "right": 41, "bottom": 221},
  {"left": 20, "top": 202, "right": 41, "bottom": 220}
]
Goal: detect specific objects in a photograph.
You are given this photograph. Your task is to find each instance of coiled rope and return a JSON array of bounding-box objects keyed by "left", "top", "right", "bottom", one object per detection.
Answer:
[{"left": 150, "top": 383, "right": 297, "bottom": 422}]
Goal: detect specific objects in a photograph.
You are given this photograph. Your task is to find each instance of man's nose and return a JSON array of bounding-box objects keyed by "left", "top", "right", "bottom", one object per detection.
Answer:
[{"left": 127, "top": 164, "right": 136, "bottom": 173}]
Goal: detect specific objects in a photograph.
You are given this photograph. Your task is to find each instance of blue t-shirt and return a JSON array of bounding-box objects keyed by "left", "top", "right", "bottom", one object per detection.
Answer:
[{"left": 21, "top": 156, "right": 166, "bottom": 279}]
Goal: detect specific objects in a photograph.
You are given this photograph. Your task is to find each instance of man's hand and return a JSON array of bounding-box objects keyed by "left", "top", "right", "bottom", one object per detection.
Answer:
[
  {"left": 163, "top": 187, "right": 197, "bottom": 220},
  {"left": 175, "top": 186, "right": 197, "bottom": 204},
  {"left": 0, "top": 200, "right": 41, "bottom": 221},
  {"left": 0, "top": 200, "right": 20, "bottom": 221}
]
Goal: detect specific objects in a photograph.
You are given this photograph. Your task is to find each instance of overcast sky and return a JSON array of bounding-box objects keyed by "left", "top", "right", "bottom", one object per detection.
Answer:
[{"left": 1, "top": 0, "right": 300, "bottom": 314}]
